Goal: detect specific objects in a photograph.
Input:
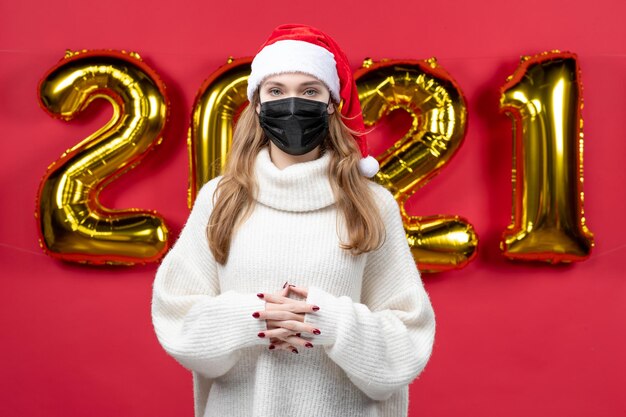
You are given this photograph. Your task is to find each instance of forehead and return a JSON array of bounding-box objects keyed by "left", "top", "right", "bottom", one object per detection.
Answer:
[{"left": 260, "top": 72, "right": 327, "bottom": 88}]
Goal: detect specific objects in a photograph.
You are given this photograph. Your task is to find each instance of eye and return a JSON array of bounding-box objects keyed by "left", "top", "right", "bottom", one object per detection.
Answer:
[
  {"left": 268, "top": 88, "right": 282, "bottom": 96},
  {"left": 303, "top": 88, "right": 319, "bottom": 96}
]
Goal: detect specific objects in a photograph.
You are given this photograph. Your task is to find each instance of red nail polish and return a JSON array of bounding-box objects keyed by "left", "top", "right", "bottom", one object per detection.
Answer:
[
  {"left": 296, "top": 333, "right": 301, "bottom": 337},
  {"left": 269, "top": 345, "right": 275, "bottom": 350},
  {"left": 252, "top": 312, "right": 260, "bottom": 318},
  {"left": 305, "top": 342, "right": 313, "bottom": 348},
  {"left": 258, "top": 332, "right": 265, "bottom": 338},
  {"left": 313, "top": 329, "right": 321, "bottom": 335},
  {"left": 312, "top": 306, "right": 320, "bottom": 311},
  {"left": 257, "top": 293, "right": 264, "bottom": 298},
  {"left": 292, "top": 348, "right": 298, "bottom": 354}
]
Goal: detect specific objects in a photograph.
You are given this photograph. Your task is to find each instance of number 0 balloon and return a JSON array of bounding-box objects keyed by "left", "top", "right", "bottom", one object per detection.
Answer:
[{"left": 188, "top": 57, "right": 252, "bottom": 207}]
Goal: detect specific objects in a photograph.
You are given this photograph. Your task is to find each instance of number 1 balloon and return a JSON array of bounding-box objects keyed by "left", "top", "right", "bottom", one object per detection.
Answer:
[{"left": 500, "top": 51, "right": 594, "bottom": 263}]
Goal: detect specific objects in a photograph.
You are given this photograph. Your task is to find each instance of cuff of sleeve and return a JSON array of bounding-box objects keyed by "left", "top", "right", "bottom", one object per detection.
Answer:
[
  {"left": 219, "top": 290, "right": 269, "bottom": 347},
  {"left": 303, "top": 285, "right": 350, "bottom": 346}
]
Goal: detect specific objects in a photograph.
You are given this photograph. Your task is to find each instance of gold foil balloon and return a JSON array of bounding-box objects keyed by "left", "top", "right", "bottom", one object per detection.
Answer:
[
  {"left": 36, "top": 49, "right": 170, "bottom": 265},
  {"left": 355, "top": 59, "right": 477, "bottom": 273},
  {"left": 499, "top": 51, "right": 594, "bottom": 263},
  {"left": 188, "top": 57, "right": 252, "bottom": 207},
  {"left": 189, "top": 56, "right": 475, "bottom": 272}
]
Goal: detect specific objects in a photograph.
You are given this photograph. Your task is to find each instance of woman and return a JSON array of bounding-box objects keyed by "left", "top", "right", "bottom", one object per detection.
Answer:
[{"left": 151, "top": 24, "right": 436, "bottom": 417}]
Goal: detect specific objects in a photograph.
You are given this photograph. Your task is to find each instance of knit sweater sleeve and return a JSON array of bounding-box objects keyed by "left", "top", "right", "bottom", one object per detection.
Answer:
[
  {"left": 303, "top": 185, "right": 436, "bottom": 401},
  {"left": 150, "top": 177, "right": 268, "bottom": 379}
]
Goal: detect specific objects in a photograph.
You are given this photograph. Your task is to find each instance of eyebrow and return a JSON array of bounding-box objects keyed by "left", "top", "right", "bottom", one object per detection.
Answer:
[{"left": 262, "top": 80, "right": 325, "bottom": 87}]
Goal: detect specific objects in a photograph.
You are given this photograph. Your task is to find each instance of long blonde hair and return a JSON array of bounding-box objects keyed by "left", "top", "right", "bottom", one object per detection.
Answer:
[{"left": 207, "top": 91, "right": 385, "bottom": 265}]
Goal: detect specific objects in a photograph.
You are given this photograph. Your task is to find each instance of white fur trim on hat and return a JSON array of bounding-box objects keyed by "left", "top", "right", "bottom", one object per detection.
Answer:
[
  {"left": 247, "top": 40, "right": 341, "bottom": 102},
  {"left": 358, "top": 155, "right": 380, "bottom": 178}
]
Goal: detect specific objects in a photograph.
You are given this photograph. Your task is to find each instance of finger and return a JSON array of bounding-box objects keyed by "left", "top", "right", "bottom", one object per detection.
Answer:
[
  {"left": 254, "top": 308, "right": 303, "bottom": 321},
  {"left": 261, "top": 327, "right": 295, "bottom": 340},
  {"left": 257, "top": 292, "right": 289, "bottom": 303},
  {"left": 266, "top": 325, "right": 320, "bottom": 342},
  {"left": 271, "top": 332, "right": 300, "bottom": 343},
  {"left": 271, "top": 339, "right": 298, "bottom": 354},
  {"left": 268, "top": 337, "right": 280, "bottom": 350},
  {"left": 265, "top": 303, "right": 312, "bottom": 314},
  {"left": 280, "top": 283, "right": 290, "bottom": 298},
  {"left": 264, "top": 298, "right": 318, "bottom": 313},
  {"left": 269, "top": 335, "right": 292, "bottom": 352},
  {"left": 266, "top": 319, "right": 301, "bottom": 332},
  {"left": 264, "top": 326, "right": 317, "bottom": 343},
  {"left": 269, "top": 334, "right": 298, "bottom": 346},
  {"left": 282, "top": 334, "right": 314, "bottom": 349},
  {"left": 266, "top": 319, "right": 320, "bottom": 336},
  {"left": 254, "top": 306, "right": 306, "bottom": 323},
  {"left": 288, "top": 285, "right": 309, "bottom": 298}
]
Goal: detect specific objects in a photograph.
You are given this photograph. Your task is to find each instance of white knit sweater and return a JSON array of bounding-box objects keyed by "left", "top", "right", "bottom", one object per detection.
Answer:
[{"left": 151, "top": 146, "right": 436, "bottom": 417}]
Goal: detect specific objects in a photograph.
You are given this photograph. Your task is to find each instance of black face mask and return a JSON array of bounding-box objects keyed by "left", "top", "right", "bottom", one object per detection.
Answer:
[{"left": 258, "top": 97, "right": 330, "bottom": 155}]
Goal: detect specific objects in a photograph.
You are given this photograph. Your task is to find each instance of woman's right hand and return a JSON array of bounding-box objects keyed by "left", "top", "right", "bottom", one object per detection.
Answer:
[{"left": 255, "top": 283, "right": 321, "bottom": 353}]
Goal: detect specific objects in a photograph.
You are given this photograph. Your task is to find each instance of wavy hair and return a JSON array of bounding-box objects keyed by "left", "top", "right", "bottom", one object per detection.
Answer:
[{"left": 206, "top": 90, "right": 385, "bottom": 265}]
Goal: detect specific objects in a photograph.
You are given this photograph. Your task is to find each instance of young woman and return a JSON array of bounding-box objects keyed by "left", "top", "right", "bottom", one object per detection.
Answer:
[{"left": 151, "top": 24, "right": 436, "bottom": 417}]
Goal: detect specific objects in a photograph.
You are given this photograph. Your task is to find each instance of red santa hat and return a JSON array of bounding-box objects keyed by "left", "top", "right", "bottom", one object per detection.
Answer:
[{"left": 247, "top": 23, "right": 380, "bottom": 178}]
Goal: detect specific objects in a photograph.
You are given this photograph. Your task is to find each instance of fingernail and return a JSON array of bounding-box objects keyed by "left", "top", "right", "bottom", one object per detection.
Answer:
[
  {"left": 296, "top": 333, "right": 301, "bottom": 337},
  {"left": 282, "top": 281, "right": 288, "bottom": 289},
  {"left": 305, "top": 342, "right": 313, "bottom": 348},
  {"left": 257, "top": 293, "right": 264, "bottom": 298},
  {"left": 313, "top": 329, "right": 321, "bottom": 335},
  {"left": 312, "top": 305, "right": 320, "bottom": 311},
  {"left": 269, "top": 344, "right": 275, "bottom": 350},
  {"left": 292, "top": 348, "right": 299, "bottom": 354},
  {"left": 258, "top": 332, "right": 265, "bottom": 338},
  {"left": 252, "top": 312, "right": 260, "bottom": 318},
  {"left": 289, "top": 284, "right": 296, "bottom": 287}
]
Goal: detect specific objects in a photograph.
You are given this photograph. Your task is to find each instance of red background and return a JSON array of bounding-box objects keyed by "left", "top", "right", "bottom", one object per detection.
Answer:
[{"left": 1, "top": 1, "right": 625, "bottom": 416}]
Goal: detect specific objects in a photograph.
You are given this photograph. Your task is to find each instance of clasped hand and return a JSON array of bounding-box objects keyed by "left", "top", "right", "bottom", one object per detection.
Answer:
[{"left": 253, "top": 283, "right": 321, "bottom": 354}]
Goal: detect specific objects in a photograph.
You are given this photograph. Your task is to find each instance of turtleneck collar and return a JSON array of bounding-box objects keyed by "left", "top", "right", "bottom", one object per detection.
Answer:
[{"left": 253, "top": 146, "right": 335, "bottom": 212}]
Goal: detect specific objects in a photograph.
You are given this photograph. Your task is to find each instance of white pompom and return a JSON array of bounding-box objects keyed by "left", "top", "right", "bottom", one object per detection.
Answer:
[{"left": 358, "top": 155, "right": 379, "bottom": 178}]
